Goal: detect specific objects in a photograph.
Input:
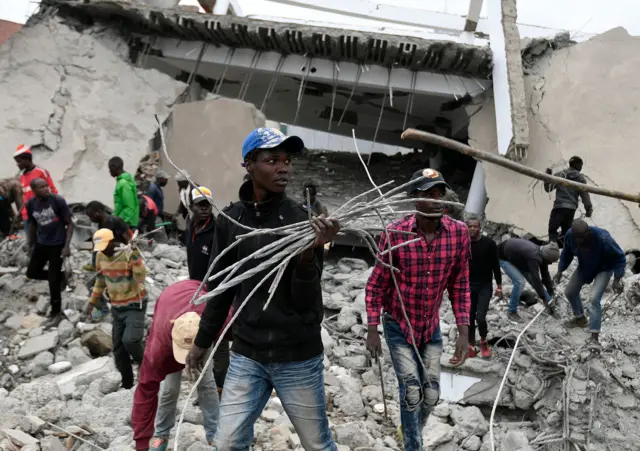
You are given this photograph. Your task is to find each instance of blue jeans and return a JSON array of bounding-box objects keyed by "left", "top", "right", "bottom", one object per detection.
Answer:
[
  {"left": 383, "top": 313, "right": 443, "bottom": 451},
  {"left": 500, "top": 260, "right": 550, "bottom": 313},
  {"left": 565, "top": 270, "right": 612, "bottom": 333},
  {"left": 155, "top": 351, "right": 219, "bottom": 443},
  {"left": 215, "top": 352, "right": 337, "bottom": 451}
]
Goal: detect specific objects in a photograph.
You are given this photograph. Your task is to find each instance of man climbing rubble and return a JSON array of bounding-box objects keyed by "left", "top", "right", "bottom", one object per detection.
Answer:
[
  {"left": 109, "top": 156, "right": 140, "bottom": 230},
  {"left": 147, "top": 170, "right": 168, "bottom": 218},
  {"left": 14, "top": 144, "right": 58, "bottom": 236},
  {"left": 184, "top": 186, "right": 230, "bottom": 394},
  {"left": 365, "top": 168, "right": 471, "bottom": 451},
  {"left": 0, "top": 176, "right": 23, "bottom": 239},
  {"left": 555, "top": 219, "right": 626, "bottom": 349},
  {"left": 465, "top": 216, "right": 502, "bottom": 358},
  {"left": 544, "top": 156, "right": 593, "bottom": 245},
  {"left": 26, "top": 178, "right": 74, "bottom": 327},
  {"left": 86, "top": 228, "right": 147, "bottom": 389},
  {"left": 132, "top": 280, "right": 222, "bottom": 451},
  {"left": 186, "top": 128, "right": 340, "bottom": 451},
  {"left": 499, "top": 237, "right": 560, "bottom": 321},
  {"left": 138, "top": 193, "right": 159, "bottom": 235}
]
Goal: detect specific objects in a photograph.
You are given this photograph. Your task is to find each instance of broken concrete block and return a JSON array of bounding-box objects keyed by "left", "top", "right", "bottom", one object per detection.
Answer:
[
  {"left": 4, "top": 314, "right": 24, "bottom": 331},
  {"left": 20, "top": 415, "right": 46, "bottom": 434},
  {"left": 81, "top": 328, "right": 112, "bottom": 356},
  {"left": 1, "top": 429, "right": 39, "bottom": 447},
  {"left": 18, "top": 332, "right": 59, "bottom": 359},
  {"left": 48, "top": 361, "right": 72, "bottom": 374},
  {"left": 51, "top": 356, "right": 114, "bottom": 396},
  {"left": 40, "top": 436, "right": 67, "bottom": 451}
]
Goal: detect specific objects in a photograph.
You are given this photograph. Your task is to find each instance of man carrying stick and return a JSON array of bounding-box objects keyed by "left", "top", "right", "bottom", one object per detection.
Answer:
[
  {"left": 365, "top": 168, "right": 472, "bottom": 451},
  {"left": 186, "top": 128, "right": 340, "bottom": 451}
]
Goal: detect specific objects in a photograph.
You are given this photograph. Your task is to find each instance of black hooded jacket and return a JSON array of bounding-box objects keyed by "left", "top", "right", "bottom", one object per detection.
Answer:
[
  {"left": 185, "top": 215, "right": 216, "bottom": 282},
  {"left": 194, "top": 181, "right": 324, "bottom": 363}
]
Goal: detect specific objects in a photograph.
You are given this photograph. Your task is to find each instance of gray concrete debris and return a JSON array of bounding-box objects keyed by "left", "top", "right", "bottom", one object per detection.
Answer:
[
  {"left": 1, "top": 429, "right": 39, "bottom": 447},
  {"left": 40, "top": 436, "right": 68, "bottom": 451},
  {"left": 48, "top": 361, "right": 72, "bottom": 374},
  {"left": 81, "top": 328, "right": 112, "bottom": 356},
  {"left": 18, "top": 332, "right": 59, "bottom": 359}
]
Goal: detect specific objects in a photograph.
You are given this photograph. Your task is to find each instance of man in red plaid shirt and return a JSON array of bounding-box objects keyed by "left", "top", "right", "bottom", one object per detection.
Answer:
[{"left": 365, "top": 168, "right": 471, "bottom": 451}]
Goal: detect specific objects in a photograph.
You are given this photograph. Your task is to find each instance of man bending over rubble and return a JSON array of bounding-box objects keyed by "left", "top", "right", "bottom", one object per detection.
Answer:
[
  {"left": 555, "top": 219, "right": 626, "bottom": 349},
  {"left": 365, "top": 168, "right": 471, "bottom": 451},
  {"left": 186, "top": 128, "right": 340, "bottom": 451},
  {"left": 132, "top": 280, "right": 222, "bottom": 451},
  {"left": 26, "top": 178, "right": 74, "bottom": 328},
  {"left": 87, "top": 228, "right": 147, "bottom": 389},
  {"left": 499, "top": 238, "right": 560, "bottom": 321}
]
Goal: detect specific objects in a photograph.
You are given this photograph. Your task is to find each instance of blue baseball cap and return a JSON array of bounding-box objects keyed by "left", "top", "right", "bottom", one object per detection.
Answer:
[{"left": 241, "top": 128, "right": 305, "bottom": 162}]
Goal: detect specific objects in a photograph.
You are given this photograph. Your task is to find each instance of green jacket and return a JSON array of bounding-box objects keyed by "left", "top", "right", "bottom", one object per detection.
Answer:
[{"left": 113, "top": 172, "right": 140, "bottom": 227}]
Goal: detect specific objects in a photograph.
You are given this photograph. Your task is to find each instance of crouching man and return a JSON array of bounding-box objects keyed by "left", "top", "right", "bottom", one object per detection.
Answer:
[
  {"left": 365, "top": 169, "right": 472, "bottom": 451},
  {"left": 86, "top": 229, "right": 147, "bottom": 389},
  {"left": 132, "top": 280, "right": 225, "bottom": 451}
]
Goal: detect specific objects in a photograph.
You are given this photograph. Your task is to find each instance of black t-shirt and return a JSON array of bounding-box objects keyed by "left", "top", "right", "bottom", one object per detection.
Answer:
[
  {"left": 470, "top": 236, "right": 502, "bottom": 287},
  {"left": 98, "top": 215, "right": 131, "bottom": 244},
  {"left": 27, "top": 195, "right": 72, "bottom": 246}
]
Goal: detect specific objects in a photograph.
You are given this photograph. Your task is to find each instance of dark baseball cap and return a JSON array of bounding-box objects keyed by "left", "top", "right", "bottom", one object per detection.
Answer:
[{"left": 408, "top": 168, "right": 450, "bottom": 195}]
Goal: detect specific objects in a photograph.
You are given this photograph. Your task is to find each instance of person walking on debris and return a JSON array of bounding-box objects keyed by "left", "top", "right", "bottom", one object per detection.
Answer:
[
  {"left": 26, "top": 178, "right": 74, "bottom": 327},
  {"left": 138, "top": 194, "right": 159, "bottom": 235},
  {"left": 465, "top": 217, "right": 502, "bottom": 358},
  {"left": 186, "top": 128, "right": 340, "bottom": 451},
  {"left": 0, "top": 177, "right": 23, "bottom": 239},
  {"left": 499, "top": 237, "right": 560, "bottom": 321},
  {"left": 554, "top": 219, "right": 626, "bottom": 349},
  {"left": 14, "top": 144, "right": 58, "bottom": 235},
  {"left": 87, "top": 228, "right": 147, "bottom": 389},
  {"left": 109, "top": 156, "right": 140, "bottom": 229},
  {"left": 175, "top": 172, "right": 194, "bottom": 222},
  {"left": 184, "top": 186, "right": 230, "bottom": 394},
  {"left": 302, "top": 180, "right": 329, "bottom": 217},
  {"left": 132, "top": 280, "right": 223, "bottom": 451},
  {"left": 544, "top": 156, "right": 593, "bottom": 245},
  {"left": 147, "top": 170, "right": 169, "bottom": 218},
  {"left": 365, "top": 168, "right": 472, "bottom": 451}
]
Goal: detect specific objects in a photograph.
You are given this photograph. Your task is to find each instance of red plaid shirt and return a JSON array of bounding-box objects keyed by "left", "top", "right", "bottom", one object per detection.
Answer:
[{"left": 365, "top": 214, "right": 471, "bottom": 345}]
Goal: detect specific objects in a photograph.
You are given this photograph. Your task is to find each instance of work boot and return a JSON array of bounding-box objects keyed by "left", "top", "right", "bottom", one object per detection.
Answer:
[
  {"left": 149, "top": 437, "right": 168, "bottom": 451},
  {"left": 588, "top": 335, "right": 602, "bottom": 352},
  {"left": 480, "top": 338, "right": 491, "bottom": 358},
  {"left": 468, "top": 345, "right": 478, "bottom": 358},
  {"left": 564, "top": 315, "right": 588, "bottom": 328},
  {"left": 42, "top": 312, "right": 63, "bottom": 329},
  {"left": 507, "top": 312, "right": 520, "bottom": 322}
]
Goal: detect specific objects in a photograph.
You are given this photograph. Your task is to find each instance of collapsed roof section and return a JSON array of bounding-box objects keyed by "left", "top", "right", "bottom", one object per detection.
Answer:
[{"left": 40, "top": 0, "right": 493, "bottom": 79}]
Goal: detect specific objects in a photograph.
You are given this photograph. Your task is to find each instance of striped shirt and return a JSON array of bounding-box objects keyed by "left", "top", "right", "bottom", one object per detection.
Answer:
[
  {"left": 91, "top": 248, "right": 147, "bottom": 309},
  {"left": 365, "top": 214, "right": 471, "bottom": 345}
]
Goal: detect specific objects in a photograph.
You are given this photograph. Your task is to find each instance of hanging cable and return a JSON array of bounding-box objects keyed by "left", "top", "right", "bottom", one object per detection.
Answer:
[
  {"left": 260, "top": 54, "right": 285, "bottom": 113},
  {"left": 366, "top": 92, "right": 387, "bottom": 166},
  {"left": 338, "top": 64, "right": 362, "bottom": 127},
  {"left": 214, "top": 48, "right": 235, "bottom": 94},
  {"left": 293, "top": 55, "right": 311, "bottom": 126},
  {"left": 387, "top": 66, "right": 394, "bottom": 108},
  {"left": 328, "top": 61, "right": 339, "bottom": 132},
  {"left": 402, "top": 71, "right": 417, "bottom": 131},
  {"left": 238, "top": 50, "right": 261, "bottom": 101},
  {"left": 185, "top": 43, "right": 208, "bottom": 101}
]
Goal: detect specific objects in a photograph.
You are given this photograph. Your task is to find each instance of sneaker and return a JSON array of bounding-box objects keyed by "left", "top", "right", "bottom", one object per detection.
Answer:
[
  {"left": 480, "top": 339, "right": 491, "bottom": 358},
  {"left": 149, "top": 437, "right": 168, "bottom": 451},
  {"left": 468, "top": 345, "right": 478, "bottom": 358},
  {"left": 564, "top": 316, "right": 588, "bottom": 328},
  {"left": 588, "top": 336, "right": 602, "bottom": 352},
  {"left": 507, "top": 312, "right": 520, "bottom": 322}
]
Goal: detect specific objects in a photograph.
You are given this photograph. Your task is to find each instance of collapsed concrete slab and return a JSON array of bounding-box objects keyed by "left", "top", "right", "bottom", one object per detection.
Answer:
[
  {"left": 468, "top": 28, "right": 640, "bottom": 250},
  {"left": 161, "top": 97, "right": 265, "bottom": 212},
  {"left": 0, "top": 15, "right": 186, "bottom": 207}
]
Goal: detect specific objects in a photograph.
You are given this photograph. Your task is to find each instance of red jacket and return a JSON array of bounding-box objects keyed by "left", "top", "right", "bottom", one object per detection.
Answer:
[
  {"left": 20, "top": 166, "right": 58, "bottom": 219},
  {"left": 141, "top": 194, "right": 158, "bottom": 217},
  {"left": 131, "top": 280, "right": 232, "bottom": 450}
]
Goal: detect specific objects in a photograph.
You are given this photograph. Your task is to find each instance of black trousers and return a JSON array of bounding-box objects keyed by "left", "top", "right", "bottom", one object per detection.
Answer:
[
  {"left": 470, "top": 283, "right": 492, "bottom": 343},
  {"left": 138, "top": 211, "right": 157, "bottom": 235},
  {"left": 213, "top": 340, "right": 230, "bottom": 388},
  {"left": 112, "top": 306, "right": 146, "bottom": 389},
  {"left": 26, "top": 244, "right": 64, "bottom": 315},
  {"left": 548, "top": 208, "right": 576, "bottom": 245},
  {"left": 0, "top": 199, "right": 11, "bottom": 237}
]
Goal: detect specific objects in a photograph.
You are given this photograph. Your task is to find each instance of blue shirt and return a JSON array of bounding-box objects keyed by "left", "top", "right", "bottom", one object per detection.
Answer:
[
  {"left": 147, "top": 183, "right": 164, "bottom": 217},
  {"left": 26, "top": 195, "right": 72, "bottom": 246},
  {"left": 558, "top": 227, "right": 626, "bottom": 283}
]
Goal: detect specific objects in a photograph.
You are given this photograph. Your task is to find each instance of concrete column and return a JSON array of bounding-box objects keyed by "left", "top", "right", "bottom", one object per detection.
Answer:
[
  {"left": 465, "top": 162, "right": 487, "bottom": 216},
  {"left": 487, "top": 0, "right": 529, "bottom": 158}
]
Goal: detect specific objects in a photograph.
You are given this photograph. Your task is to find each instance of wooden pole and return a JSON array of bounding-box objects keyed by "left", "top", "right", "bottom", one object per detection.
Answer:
[{"left": 401, "top": 128, "right": 640, "bottom": 204}]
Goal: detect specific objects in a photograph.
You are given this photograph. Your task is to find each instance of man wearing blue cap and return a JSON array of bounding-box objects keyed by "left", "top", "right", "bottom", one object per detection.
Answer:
[{"left": 186, "top": 128, "right": 340, "bottom": 451}]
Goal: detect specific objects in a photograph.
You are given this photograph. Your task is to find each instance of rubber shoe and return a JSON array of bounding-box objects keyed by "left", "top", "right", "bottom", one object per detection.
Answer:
[
  {"left": 149, "top": 437, "right": 168, "bottom": 451},
  {"left": 565, "top": 316, "right": 588, "bottom": 328},
  {"left": 480, "top": 339, "right": 491, "bottom": 358},
  {"left": 468, "top": 345, "right": 478, "bottom": 358},
  {"left": 507, "top": 312, "right": 520, "bottom": 322}
]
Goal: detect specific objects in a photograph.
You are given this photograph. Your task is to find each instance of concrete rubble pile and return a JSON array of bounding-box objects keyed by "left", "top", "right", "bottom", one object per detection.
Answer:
[
  {"left": 0, "top": 14, "right": 186, "bottom": 207},
  {"left": 468, "top": 28, "right": 640, "bottom": 251},
  {"left": 0, "top": 244, "right": 639, "bottom": 451}
]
